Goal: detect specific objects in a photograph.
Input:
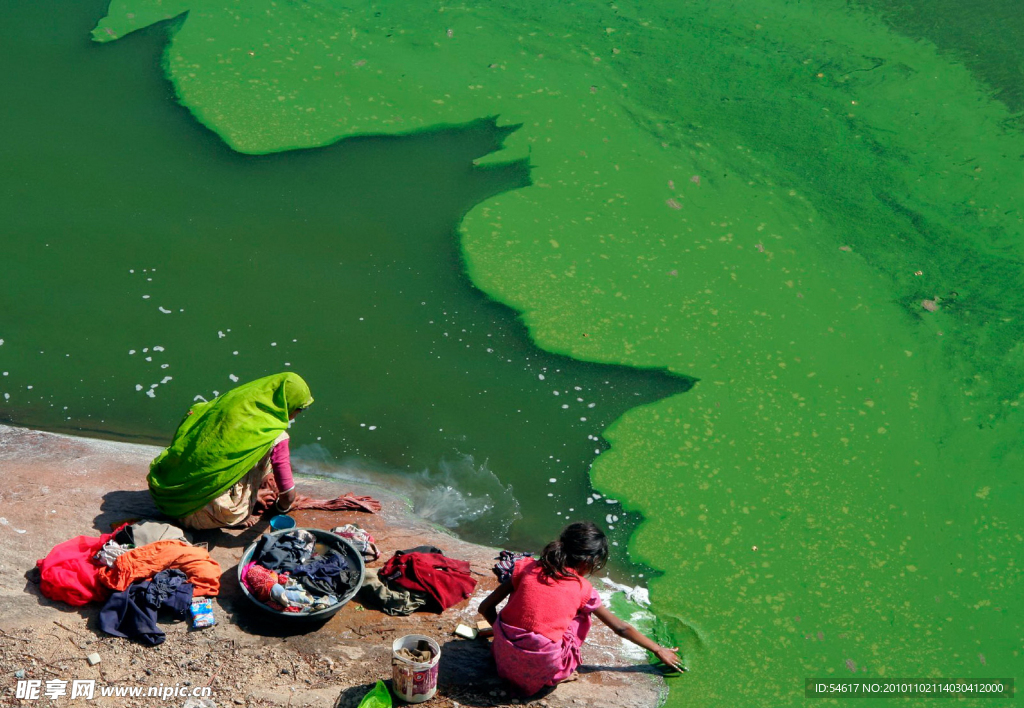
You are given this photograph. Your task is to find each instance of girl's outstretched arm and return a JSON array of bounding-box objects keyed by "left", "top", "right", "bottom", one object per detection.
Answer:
[
  {"left": 593, "top": 605, "right": 687, "bottom": 673},
  {"left": 478, "top": 581, "right": 513, "bottom": 626}
]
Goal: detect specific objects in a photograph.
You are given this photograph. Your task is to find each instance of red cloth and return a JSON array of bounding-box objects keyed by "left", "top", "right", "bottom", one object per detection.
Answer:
[
  {"left": 381, "top": 552, "right": 477, "bottom": 611},
  {"left": 242, "top": 562, "right": 280, "bottom": 602},
  {"left": 35, "top": 531, "right": 116, "bottom": 606},
  {"left": 499, "top": 559, "right": 597, "bottom": 643}
]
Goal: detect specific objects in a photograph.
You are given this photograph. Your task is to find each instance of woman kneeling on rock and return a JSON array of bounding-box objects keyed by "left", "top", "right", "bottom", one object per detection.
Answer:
[
  {"left": 479, "top": 521, "right": 684, "bottom": 696},
  {"left": 147, "top": 372, "right": 312, "bottom": 529}
]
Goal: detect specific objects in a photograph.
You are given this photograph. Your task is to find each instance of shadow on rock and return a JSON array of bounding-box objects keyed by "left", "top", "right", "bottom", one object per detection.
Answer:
[
  {"left": 436, "top": 637, "right": 528, "bottom": 706},
  {"left": 92, "top": 490, "right": 164, "bottom": 533}
]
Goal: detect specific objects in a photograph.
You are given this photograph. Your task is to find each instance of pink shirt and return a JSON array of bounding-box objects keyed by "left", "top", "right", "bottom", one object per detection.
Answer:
[
  {"left": 499, "top": 559, "right": 599, "bottom": 642},
  {"left": 270, "top": 438, "right": 294, "bottom": 492}
]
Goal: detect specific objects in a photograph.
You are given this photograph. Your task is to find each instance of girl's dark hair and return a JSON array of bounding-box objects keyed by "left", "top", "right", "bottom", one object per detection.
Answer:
[{"left": 539, "top": 521, "right": 609, "bottom": 580}]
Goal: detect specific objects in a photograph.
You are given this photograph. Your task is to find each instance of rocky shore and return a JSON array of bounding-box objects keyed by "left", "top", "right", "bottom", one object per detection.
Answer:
[{"left": 0, "top": 425, "right": 666, "bottom": 707}]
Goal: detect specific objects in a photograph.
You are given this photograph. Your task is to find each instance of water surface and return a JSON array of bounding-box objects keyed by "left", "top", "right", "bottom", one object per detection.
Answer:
[{"left": 3, "top": 0, "right": 1023, "bottom": 704}]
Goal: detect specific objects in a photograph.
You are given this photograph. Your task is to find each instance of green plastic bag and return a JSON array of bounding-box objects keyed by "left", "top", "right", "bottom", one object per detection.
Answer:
[{"left": 357, "top": 680, "right": 392, "bottom": 708}]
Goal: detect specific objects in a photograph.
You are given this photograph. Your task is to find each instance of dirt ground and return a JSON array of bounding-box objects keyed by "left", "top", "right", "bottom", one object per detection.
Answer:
[{"left": 0, "top": 425, "right": 667, "bottom": 708}]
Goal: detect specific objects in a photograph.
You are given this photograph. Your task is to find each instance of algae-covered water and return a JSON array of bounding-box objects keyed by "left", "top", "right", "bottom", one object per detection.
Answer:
[{"left": 3, "top": 0, "right": 1023, "bottom": 704}]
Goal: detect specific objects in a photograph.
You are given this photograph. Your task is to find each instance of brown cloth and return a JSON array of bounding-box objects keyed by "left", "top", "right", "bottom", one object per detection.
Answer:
[{"left": 254, "top": 475, "right": 382, "bottom": 515}]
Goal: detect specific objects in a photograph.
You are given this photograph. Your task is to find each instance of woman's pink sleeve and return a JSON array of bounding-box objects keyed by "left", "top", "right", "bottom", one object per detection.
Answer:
[{"left": 271, "top": 438, "right": 294, "bottom": 493}]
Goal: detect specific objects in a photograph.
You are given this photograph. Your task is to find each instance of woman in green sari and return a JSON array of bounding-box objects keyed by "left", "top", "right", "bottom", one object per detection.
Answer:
[{"left": 148, "top": 372, "right": 314, "bottom": 529}]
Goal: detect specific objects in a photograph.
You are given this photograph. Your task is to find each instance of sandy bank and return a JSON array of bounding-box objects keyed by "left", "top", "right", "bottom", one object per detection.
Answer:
[{"left": 0, "top": 425, "right": 666, "bottom": 707}]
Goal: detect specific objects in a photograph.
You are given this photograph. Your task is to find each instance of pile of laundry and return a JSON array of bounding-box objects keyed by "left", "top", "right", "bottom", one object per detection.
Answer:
[
  {"left": 360, "top": 546, "right": 477, "bottom": 616},
  {"left": 241, "top": 530, "right": 360, "bottom": 613},
  {"left": 34, "top": 521, "right": 221, "bottom": 646}
]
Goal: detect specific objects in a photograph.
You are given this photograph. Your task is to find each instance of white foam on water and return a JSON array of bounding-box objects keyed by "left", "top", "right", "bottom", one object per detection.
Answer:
[
  {"left": 135, "top": 384, "right": 143, "bottom": 391},
  {"left": 145, "top": 390, "right": 156, "bottom": 398},
  {"left": 160, "top": 364, "right": 169, "bottom": 369},
  {"left": 129, "top": 350, "right": 136, "bottom": 355},
  {"left": 229, "top": 374, "right": 239, "bottom": 382},
  {"left": 292, "top": 446, "right": 520, "bottom": 545},
  {"left": 153, "top": 346, "right": 165, "bottom": 352},
  {"left": 158, "top": 307, "right": 171, "bottom": 314},
  {"left": 3, "top": 393, "right": 8, "bottom": 401},
  {"left": 368, "top": 425, "right": 377, "bottom": 430},
  {"left": 538, "top": 374, "right": 545, "bottom": 380},
  {"left": 161, "top": 376, "right": 173, "bottom": 384},
  {"left": 549, "top": 478, "right": 557, "bottom": 483},
  {"left": 193, "top": 395, "right": 207, "bottom": 402},
  {"left": 218, "top": 331, "right": 226, "bottom": 338},
  {"left": 600, "top": 577, "right": 651, "bottom": 608},
  {"left": 142, "top": 295, "right": 150, "bottom": 299}
]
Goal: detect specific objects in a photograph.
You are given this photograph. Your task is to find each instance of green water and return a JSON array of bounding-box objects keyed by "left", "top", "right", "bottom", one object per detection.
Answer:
[
  {"left": 4, "top": 0, "right": 1024, "bottom": 705},
  {"left": 0, "top": 0, "right": 689, "bottom": 548}
]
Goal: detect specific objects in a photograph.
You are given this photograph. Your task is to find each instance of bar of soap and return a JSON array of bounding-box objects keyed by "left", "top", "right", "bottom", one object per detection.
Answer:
[
  {"left": 476, "top": 620, "right": 491, "bottom": 631},
  {"left": 86, "top": 653, "right": 101, "bottom": 666},
  {"left": 454, "top": 624, "right": 478, "bottom": 640}
]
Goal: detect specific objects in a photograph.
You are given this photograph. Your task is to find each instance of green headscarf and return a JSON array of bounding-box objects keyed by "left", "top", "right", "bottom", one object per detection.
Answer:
[{"left": 147, "top": 372, "right": 314, "bottom": 518}]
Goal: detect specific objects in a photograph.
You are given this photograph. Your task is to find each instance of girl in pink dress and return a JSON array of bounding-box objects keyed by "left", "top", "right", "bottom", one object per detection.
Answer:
[{"left": 479, "top": 521, "right": 684, "bottom": 696}]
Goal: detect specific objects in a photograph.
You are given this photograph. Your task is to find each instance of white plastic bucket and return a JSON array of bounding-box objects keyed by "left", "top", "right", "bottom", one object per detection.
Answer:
[{"left": 391, "top": 634, "right": 441, "bottom": 703}]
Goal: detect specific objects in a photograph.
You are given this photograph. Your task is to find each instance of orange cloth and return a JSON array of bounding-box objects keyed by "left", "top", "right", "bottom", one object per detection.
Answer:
[{"left": 98, "top": 540, "right": 221, "bottom": 596}]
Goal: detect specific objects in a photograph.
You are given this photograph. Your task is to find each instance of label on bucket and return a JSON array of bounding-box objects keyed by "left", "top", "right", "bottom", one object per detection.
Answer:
[{"left": 393, "top": 662, "right": 439, "bottom": 702}]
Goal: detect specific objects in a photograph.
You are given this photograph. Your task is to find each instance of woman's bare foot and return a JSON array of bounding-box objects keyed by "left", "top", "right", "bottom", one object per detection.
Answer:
[
  {"left": 560, "top": 671, "right": 579, "bottom": 684},
  {"left": 228, "top": 515, "right": 261, "bottom": 529}
]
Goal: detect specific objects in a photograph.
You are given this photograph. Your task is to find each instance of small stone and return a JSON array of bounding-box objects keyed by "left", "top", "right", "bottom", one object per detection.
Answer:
[
  {"left": 14, "top": 669, "right": 25, "bottom": 679},
  {"left": 86, "top": 653, "right": 101, "bottom": 666}
]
